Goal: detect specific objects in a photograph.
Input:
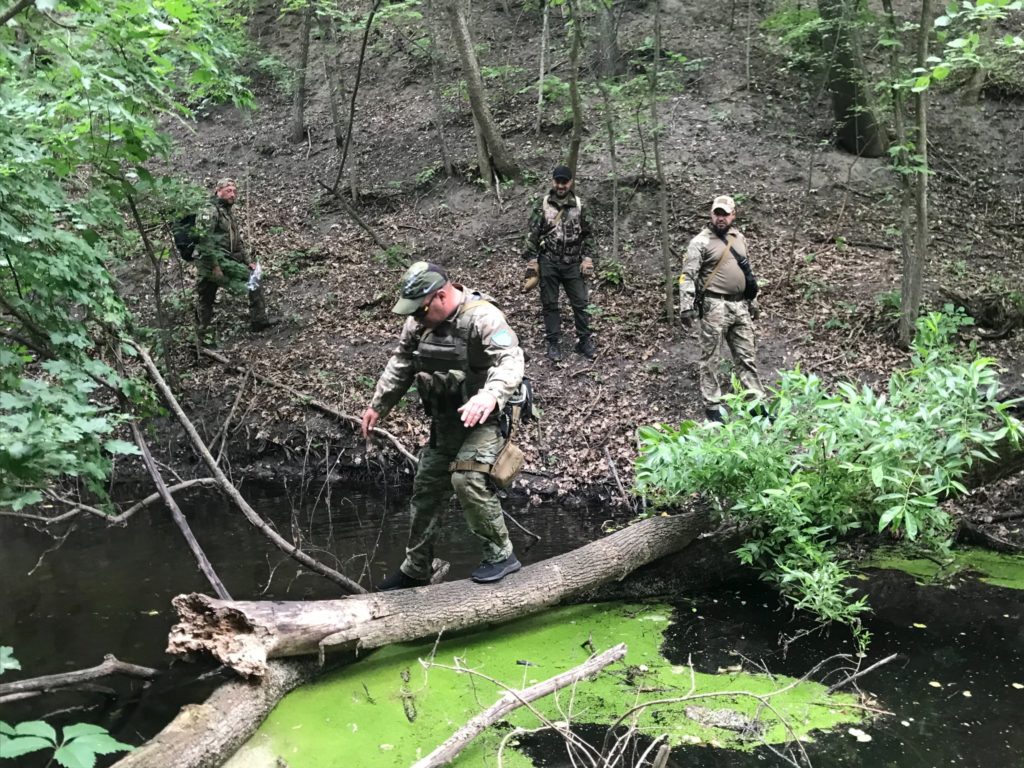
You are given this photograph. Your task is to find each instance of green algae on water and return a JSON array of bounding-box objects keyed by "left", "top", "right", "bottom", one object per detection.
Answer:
[
  {"left": 226, "top": 602, "right": 864, "bottom": 768},
  {"left": 864, "top": 547, "right": 1024, "bottom": 590}
]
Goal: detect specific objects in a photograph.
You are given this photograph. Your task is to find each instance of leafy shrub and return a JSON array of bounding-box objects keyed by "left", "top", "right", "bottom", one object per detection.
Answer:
[{"left": 634, "top": 310, "right": 1021, "bottom": 641}]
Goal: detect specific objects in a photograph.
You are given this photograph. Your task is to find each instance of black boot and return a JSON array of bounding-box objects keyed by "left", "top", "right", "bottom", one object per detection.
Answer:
[
  {"left": 705, "top": 407, "right": 724, "bottom": 423},
  {"left": 575, "top": 337, "right": 596, "bottom": 360},
  {"left": 250, "top": 317, "right": 280, "bottom": 332},
  {"left": 546, "top": 341, "right": 562, "bottom": 362}
]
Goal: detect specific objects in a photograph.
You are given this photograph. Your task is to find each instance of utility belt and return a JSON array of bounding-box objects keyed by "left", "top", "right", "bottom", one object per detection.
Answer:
[
  {"left": 541, "top": 248, "right": 583, "bottom": 266},
  {"left": 704, "top": 290, "right": 746, "bottom": 302},
  {"left": 448, "top": 378, "right": 535, "bottom": 489}
]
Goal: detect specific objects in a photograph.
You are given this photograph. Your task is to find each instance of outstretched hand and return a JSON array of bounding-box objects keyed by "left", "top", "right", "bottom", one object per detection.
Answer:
[
  {"left": 360, "top": 407, "right": 380, "bottom": 438},
  {"left": 458, "top": 392, "right": 498, "bottom": 428}
]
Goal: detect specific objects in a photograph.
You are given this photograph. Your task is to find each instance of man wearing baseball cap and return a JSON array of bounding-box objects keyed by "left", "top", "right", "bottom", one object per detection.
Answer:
[
  {"left": 361, "top": 261, "right": 525, "bottom": 588},
  {"left": 678, "top": 195, "right": 765, "bottom": 422},
  {"left": 194, "top": 177, "right": 275, "bottom": 346},
  {"left": 523, "top": 165, "right": 596, "bottom": 361}
]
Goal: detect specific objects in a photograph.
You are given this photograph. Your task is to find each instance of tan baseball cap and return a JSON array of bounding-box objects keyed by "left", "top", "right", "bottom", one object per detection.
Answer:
[{"left": 711, "top": 195, "right": 736, "bottom": 214}]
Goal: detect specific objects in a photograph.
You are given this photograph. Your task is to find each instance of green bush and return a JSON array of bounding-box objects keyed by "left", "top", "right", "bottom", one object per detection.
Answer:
[{"left": 634, "top": 310, "right": 1021, "bottom": 640}]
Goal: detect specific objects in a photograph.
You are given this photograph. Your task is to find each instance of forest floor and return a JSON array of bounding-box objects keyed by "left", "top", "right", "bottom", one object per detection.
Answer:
[{"left": 126, "top": 0, "right": 1024, "bottom": 542}]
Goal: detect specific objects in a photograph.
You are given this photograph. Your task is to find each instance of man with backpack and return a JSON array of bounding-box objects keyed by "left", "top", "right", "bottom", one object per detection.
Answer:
[
  {"left": 523, "top": 165, "right": 596, "bottom": 362},
  {"left": 679, "top": 194, "right": 765, "bottom": 423},
  {"left": 194, "top": 178, "right": 275, "bottom": 346},
  {"left": 360, "top": 262, "right": 525, "bottom": 589}
]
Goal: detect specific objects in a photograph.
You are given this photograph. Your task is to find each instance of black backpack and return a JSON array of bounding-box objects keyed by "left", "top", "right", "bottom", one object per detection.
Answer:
[{"left": 171, "top": 213, "right": 199, "bottom": 261}]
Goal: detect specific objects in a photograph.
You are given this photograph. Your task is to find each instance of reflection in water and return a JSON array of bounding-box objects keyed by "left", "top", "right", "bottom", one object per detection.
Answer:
[{"left": 2, "top": 484, "right": 1021, "bottom": 768}]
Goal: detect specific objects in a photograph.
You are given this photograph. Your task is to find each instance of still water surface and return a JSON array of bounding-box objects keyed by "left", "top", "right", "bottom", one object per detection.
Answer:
[{"left": 1, "top": 482, "right": 1021, "bottom": 767}]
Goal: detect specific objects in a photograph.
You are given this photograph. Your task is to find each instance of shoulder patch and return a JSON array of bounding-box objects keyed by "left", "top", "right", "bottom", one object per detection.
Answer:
[{"left": 489, "top": 328, "right": 515, "bottom": 348}]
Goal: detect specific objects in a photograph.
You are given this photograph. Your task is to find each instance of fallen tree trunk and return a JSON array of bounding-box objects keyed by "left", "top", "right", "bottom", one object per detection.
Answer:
[
  {"left": 168, "top": 511, "right": 711, "bottom": 678},
  {"left": 0, "top": 654, "right": 158, "bottom": 702},
  {"left": 111, "top": 659, "right": 321, "bottom": 768}
]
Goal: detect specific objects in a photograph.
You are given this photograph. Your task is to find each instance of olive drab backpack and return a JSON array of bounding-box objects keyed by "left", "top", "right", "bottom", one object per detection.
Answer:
[{"left": 170, "top": 213, "right": 200, "bottom": 261}]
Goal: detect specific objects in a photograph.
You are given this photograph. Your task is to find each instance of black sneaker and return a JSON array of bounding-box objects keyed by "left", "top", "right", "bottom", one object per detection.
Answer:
[
  {"left": 575, "top": 337, "right": 596, "bottom": 360},
  {"left": 376, "top": 570, "right": 429, "bottom": 591},
  {"left": 471, "top": 554, "right": 522, "bottom": 584},
  {"left": 705, "top": 407, "right": 724, "bottom": 423},
  {"left": 546, "top": 342, "right": 562, "bottom": 362}
]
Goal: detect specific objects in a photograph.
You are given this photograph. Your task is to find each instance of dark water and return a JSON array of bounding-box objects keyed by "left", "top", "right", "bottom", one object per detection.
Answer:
[{"left": 2, "top": 484, "right": 1022, "bottom": 767}]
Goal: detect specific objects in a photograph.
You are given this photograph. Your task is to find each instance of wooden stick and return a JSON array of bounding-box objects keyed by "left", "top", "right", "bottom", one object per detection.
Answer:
[
  {"left": 131, "top": 423, "right": 232, "bottom": 600},
  {"left": 135, "top": 344, "right": 367, "bottom": 595},
  {"left": 200, "top": 347, "right": 418, "bottom": 466},
  {"left": 0, "top": 655, "right": 158, "bottom": 699},
  {"left": 827, "top": 653, "right": 899, "bottom": 693},
  {"left": 412, "top": 644, "right": 627, "bottom": 768}
]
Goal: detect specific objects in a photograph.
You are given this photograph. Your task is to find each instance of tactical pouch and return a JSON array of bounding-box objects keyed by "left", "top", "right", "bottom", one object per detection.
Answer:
[{"left": 489, "top": 440, "right": 525, "bottom": 489}]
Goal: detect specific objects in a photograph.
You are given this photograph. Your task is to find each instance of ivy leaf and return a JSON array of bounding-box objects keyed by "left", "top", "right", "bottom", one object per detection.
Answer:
[
  {"left": 14, "top": 721, "right": 57, "bottom": 741},
  {"left": 0, "top": 735, "right": 55, "bottom": 757},
  {"left": 0, "top": 646, "right": 21, "bottom": 675}
]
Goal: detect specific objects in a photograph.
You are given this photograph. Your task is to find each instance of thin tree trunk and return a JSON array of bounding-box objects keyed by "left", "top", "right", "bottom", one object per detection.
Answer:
[
  {"left": 424, "top": 0, "right": 455, "bottom": 176},
  {"left": 167, "top": 512, "right": 710, "bottom": 677},
  {"left": 0, "top": 0, "right": 32, "bottom": 26},
  {"left": 649, "top": 1, "right": 673, "bottom": 322},
  {"left": 290, "top": 4, "right": 314, "bottom": 144},
  {"left": 599, "top": 82, "right": 620, "bottom": 264},
  {"left": 901, "top": 0, "right": 933, "bottom": 346},
  {"left": 320, "top": 14, "right": 348, "bottom": 151},
  {"left": 882, "top": 0, "right": 915, "bottom": 345},
  {"left": 130, "top": 422, "right": 232, "bottom": 600},
  {"left": 444, "top": 0, "right": 520, "bottom": 181},
  {"left": 0, "top": 655, "right": 158, "bottom": 701},
  {"left": 566, "top": 0, "right": 584, "bottom": 174},
  {"left": 595, "top": 0, "right": 622, "bottom": 77},
  {"left": 536, "top": 0, "right": 549, "bottom": 135}
]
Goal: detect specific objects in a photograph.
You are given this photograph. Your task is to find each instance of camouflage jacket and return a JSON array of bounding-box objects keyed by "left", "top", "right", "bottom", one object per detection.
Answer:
[
  {"left": 196, "top": 198, "right": 247, "bottom": 278},
  {"left": 679, "top": 225, "right": 749, "bottom": 312},
  {"left": 370, "top": 287, "right": 524, "bottom": 421},
  {"left": 524, "top": 190, "right": 592, "bottom": 264}
]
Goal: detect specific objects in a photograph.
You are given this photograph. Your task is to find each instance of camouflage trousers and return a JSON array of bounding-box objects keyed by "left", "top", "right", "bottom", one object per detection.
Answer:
[
  {"left": 698, "top": 297, "right": 765, "bottom": 409},
  {"left": 400, "top": 414, "right": 513, "bottom": 581},
  {"left": 539, "top": 257, "right": 591, "bottom": 343},
  {"left": 196, "top": 266, "right": 267, "bottom": 342}
]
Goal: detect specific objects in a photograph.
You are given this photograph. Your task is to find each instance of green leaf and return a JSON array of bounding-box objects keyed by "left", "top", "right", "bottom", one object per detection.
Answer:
[
  {"left": 63, "top": 731, "right": 134, "bottom": 756},
  {"left": 0, "top": 735, "right": 55, "bottom": 757},
  {"left": 60, "top": 724, "right": 109, "bottom": 740},
  {"left": 102, "top": 439, "right": 140, "bottom": 456},
  {"left": 54, "top": 740, "right": 98, "bottom": 768},
  {"left": 14, "top": 721, "right": 57, "bottom": 741},
  {"left": 0, "top": 647, "right": 20, "bottom": 675}
]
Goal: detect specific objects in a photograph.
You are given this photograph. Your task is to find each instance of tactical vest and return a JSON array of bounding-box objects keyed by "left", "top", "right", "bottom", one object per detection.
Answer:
[
  {"left": 209, "top": 202, "right": 244, "bottom": 261},
  {"left": 540, "top": 194, "right": 585, "bottom": 262},
  {"left": 413, "top": 297, "right": 496, "bottom": 415}
]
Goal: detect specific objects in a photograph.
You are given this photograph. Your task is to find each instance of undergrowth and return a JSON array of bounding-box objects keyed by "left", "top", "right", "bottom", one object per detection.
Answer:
[{"left": 634, "top": 309, "right": 1022, "bottom": 648}]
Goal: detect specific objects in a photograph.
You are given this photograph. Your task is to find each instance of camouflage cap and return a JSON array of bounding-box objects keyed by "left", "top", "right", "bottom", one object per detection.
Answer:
[
  {"left": 392, "top": 261, "right": 449, "bottom": 315},
  {"left": 711, "top": 195, "right": 736, "bottom": 214},
  {"left": 215, "top": 177, "right": 237, "bottom": 191}
]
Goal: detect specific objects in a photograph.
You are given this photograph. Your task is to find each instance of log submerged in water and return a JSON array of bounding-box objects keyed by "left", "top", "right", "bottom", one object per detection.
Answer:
[{"left": 167, "top": 511, "right": 711, "bottom": 677}]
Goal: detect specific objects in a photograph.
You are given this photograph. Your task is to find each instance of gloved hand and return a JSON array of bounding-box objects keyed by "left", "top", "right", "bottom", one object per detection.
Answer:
[
  {"left": 679, "top": 309, "right": 697, "bottom": 328},
  {"left": 580, "top": 257, "right": 594, "bottom": 277},
  {"left": 522, "top": 259, "right": 540, "bottom": 292}
]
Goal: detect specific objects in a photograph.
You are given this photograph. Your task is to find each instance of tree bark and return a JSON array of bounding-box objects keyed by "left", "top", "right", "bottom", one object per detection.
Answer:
[
  {"left": 0, "top": 655, "right": 158, "bottom": 701},
  {"left": 290, "top": 4, "right": 314, "bottom": 144},
  {"left": 817, "top": 0, "right": 888, "bottom": 157},
  {"left": 649, "top": 0, "right": 674, "bottom": 323},
  {"left": 536, "top": 0, "right": 549, "bottom": 135},
  {"left": 444, "top": 0, "right": 520, "bottom": 181},
  {"left": 167, "top": 512, "right": 710, "bottom": 677},
  {"left": 566, "top": 0, "right": 584, "bottom": 175},
  {"left": 424, "top": 0, "right": 455, "bottom": 177},
  {"left": 319, "top": 13, "right": 347, "bottom": 152},
  {"left": 595, "top": 0, "right": 623, "bottom": 77},
  {"left": 900, "top": 0, "right": 933, "bottom": 346}
]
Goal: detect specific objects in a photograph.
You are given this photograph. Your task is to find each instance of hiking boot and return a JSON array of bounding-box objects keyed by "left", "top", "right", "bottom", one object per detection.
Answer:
[
  {"left": 705, "top": 407, "right": 724, "bottom": 424},
  {"left": 575, "top": 337, "right": 596, "bottom": 360},
  {"left": 376, "top": 570, "right": 429, "bottom": 591},
  {"left": 471, "top": 554, "right": 522, "bottom": 584},
  {"left": 546, "top": 341, "right": 562, "bottom": 362},
  {"left": 250, "top": 317, "right": 280, "bottom": 332}
]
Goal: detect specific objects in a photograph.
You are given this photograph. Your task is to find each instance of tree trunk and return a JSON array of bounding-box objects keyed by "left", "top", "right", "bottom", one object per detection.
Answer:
[
  {"left": 536, "top": 0, "right": 549, "bottom": 135},
  {"left": 595, "top": 0, "right": 623, "bottom": 77},
  {"left": 649, "top": 1, "right": 674, "bottom": 323},
  {"left": 444, "top": 0, "right": 520, "bottom": 181},
  {"left": 817, "top": 0, "right": 888, "bottom": 157},
  {"left": 566, "top": 0, "right": 584, "bottom": 175},
  {"left": 320, "top": 14, "right": 348, "bottom": 152},
  {"left": 167, "top": 512, "right": 711, "bottom": 677},
  {"left": 290, "top": 4, "right": 314, "bottom": 144},
  {"left": 899, "top": 0, "right": 933, "bottom": 347},
  {"left": 424, "top": 0, "right": 455, "bottom": 177},
  {"left": 600, "top": 82, "right": 621, "bottom": 265}
]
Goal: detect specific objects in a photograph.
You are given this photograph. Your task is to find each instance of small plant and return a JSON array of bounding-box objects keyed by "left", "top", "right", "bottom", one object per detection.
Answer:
[
  {"left": 415, "top": 163, "right": 441, "bottom": 188},
  {"left": 377, "top": 245, "right": 407, "bottom": 269},
  {"left": 598, "top": 259, "right": 626, "bottom": 288}
]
